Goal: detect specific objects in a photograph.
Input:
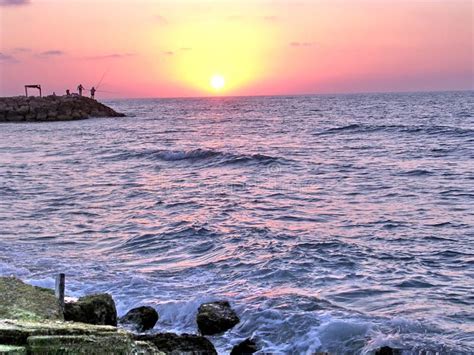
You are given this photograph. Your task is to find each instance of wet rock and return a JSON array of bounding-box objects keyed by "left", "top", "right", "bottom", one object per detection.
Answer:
[
  {"left": 230, "top": 338, "right": 259, "bottom": 355},
  {"left": 0, "top": 277, "right": 62, "bottom": 321},
  {"left": 375, "top": 346, "right": 402, "bottom": 355},
  {"left": 196, "top": 301, "right": 240, "bottom": 335},
  {"left": 64, "top": 294, "right": 117, "bottom": 326},
  {"left": 0, "top": 345, "right": 27, "bottom": 354},
  {"left": 135, "top": 333, "right": 217, "bottom": 355},
  {"left": 119, "top": 306, "right": 159, "bottom": 332}
]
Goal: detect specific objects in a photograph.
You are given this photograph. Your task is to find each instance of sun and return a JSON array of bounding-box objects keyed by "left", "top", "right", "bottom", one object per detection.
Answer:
[{"left": 210, "top": 75, "right": 225, "bottom": 91}]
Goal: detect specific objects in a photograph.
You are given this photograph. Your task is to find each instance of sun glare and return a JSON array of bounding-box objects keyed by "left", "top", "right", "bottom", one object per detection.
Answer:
[{"left": 210, "top": 75, "right": 225, "bottom": 91}]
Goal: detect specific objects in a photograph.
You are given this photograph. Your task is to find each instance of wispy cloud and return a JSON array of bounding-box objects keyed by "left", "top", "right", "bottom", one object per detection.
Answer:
[
  {"left": 13, "top": 47, "right": 31, "bottom": 52},
  {"left": 0, "top": 53, "right": 19, "bottom": 63},
  {"left": 85, "top": 53, "right": 134, "bottom": 60},
  {"left": 0, "top": 0, "right": 30, "bottom": 6},
  {"left": 290, "top": 42, "right": 313, "bottom": 47},
  {"left": 39, "top": 50, "right": 65, "bottom": 56},
  {"left": 163, "top": 51, "right": 174, "bottom": 56}
]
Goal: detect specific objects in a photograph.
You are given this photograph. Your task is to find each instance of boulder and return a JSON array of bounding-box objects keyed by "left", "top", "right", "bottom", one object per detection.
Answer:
[
  {"left": 0, "top": 277, "right": 62, "bottom": 321},
  {"left": 196, "top": 301, "right": 240, "bottom": 335},
  {"left": 64, "top": 294, "right": 117, "bottom": 326},
  {"left": 375, "top": 346, "right": 402, "bottom": 355},
  {"left": 230, "top": 338, "right": 259, "bottom": 355},
  {"left": 135, "top": 333, "right": 217, "bottom": 355},
  {"left": 119, "top": 306, "right": 159, "bottom": 332}
]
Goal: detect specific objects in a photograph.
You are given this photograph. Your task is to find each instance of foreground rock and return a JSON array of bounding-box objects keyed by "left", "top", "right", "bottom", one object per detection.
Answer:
[
  {"left": 0, "top": 95, "right": 125, "bottom": 122},
  {"left": 196, "top": 301, "right": 240, "bottom": 335},
  {"left": 0, "top": 277, "right": 218, "bottom": 354},
  {"left": 135, "top": 333, "right": 217, "bottom": 355},
  {"left": 64, "top": 294, "right": 117, "bottom": 326},
  {"left": 0, "top": 277, "right": 62, "bottom": 321},
  {"left": 0, "top": 319, "right": 159, "bottom": 354},
  {"left": 119, "top": 306, "right": 159, "bottom": 332},
  {"left": 230, "top": 338, "right": 259, "bottom": 355}
]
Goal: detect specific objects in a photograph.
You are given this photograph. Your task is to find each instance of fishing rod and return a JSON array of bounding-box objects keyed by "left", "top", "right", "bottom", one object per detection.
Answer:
[{"left": 95, "top": 68, "right": 110, "bottom": 91}]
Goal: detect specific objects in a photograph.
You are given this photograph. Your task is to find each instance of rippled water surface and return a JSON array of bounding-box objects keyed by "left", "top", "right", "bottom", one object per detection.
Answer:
[{"left": 1, "top": 92, "right": 473, "bottom": 354}]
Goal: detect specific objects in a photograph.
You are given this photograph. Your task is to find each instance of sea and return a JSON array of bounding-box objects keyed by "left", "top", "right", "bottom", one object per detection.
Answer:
[{"left": 0, "top": 91, "right": 473, "bottom": 354}]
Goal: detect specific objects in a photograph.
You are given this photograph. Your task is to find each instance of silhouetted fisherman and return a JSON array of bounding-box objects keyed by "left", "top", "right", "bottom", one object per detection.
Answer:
[
  {"left": 77, "top": 84, "right": 84, "bottom": 96},
  {"left": 90, "top": 87, "right": 96, "bottom": 99},
  {"left": 66, "top": 89, "right": 70, "bottom": 96}
]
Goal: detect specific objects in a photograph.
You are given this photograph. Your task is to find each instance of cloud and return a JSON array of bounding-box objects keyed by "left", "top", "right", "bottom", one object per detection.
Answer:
[
  {"left": 13, "top": 47, "right": 31, "bottom": 52},
  {"left": 39, "top": 50, "right": 65, "bottom": 56},
  {"left": 290, "top": 42, "right": 313, "bottom": 47},
  {"left": 163, "top": 51, "right": 174, "bottom": 56},
  {"left": 0, "top": 0, "right": 30, "bottom": 6},
  {"left": 85, "top": 53, "right": 134, "bottom": 60},
  {"left": 0, "top": 53, "right": 19, "bottom": 63}
]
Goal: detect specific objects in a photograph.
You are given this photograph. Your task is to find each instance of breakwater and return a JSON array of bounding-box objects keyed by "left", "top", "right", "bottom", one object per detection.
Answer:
[{"left": 0, "top": 95, "right": 125, "bottom": 122}]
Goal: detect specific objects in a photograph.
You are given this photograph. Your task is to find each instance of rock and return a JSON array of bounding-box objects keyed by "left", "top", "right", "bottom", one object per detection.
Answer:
[
  {"left": 0, "top": 277, "right": 62, "bottom": 321},
  {"left": 375, "top": 346, "right": 402, "bottom": 355},
  {"left": 64, "top": 294, "right": 117, "bottom": 326},
  {"left": 196, "top": 301, "right": 240, "bottom": 335},
  {"left": 26, "top": 334, "right": 134, "bottom": 354},
  {"left": 119, "top": 306, "right": 159, "bottom": 332},
  {"left": 230, "top": 338, "right": 259, "bottom": 355},
  {"left": 0, "top": 319, "right": 160, "bottom": 354},
  {"left": 0, "top": 96, "right": 125, "bottom": 122},
  {"left": 0, "top": 345, "right": 27, "bottom": 354},
  {"left": 135, "top": 333, "right": 217, "bottom": 355}
]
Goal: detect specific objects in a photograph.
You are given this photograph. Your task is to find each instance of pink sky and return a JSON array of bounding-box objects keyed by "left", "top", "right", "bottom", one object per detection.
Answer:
[{"left": 1, "top": 0, "right": 473, "bottom": 98}]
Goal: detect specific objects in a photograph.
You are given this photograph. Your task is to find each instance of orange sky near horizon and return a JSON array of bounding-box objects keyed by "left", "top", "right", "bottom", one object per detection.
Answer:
[{"left": 0, "top": 0, "right": 473, "bottom": 98}]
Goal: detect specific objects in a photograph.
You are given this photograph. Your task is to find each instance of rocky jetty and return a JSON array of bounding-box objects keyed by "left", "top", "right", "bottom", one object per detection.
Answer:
[
  {"left": 0, "top": 277, "right": 216, "bottom": 354},
  {"left": 0, "top": 95, "right": 125, "bottom": 122},
  {"left": 0, "top": 276, "right": 409, "bottom": 354}
]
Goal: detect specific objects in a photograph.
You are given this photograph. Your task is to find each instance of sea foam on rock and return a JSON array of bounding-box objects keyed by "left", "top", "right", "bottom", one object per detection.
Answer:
[
  {"left": 119, "top": 306, "right": 159, "bottom": 332},
  {"left": 0, "top": 95, "right": 125, "bottom": 122},
  {"left": 196, "top": 301, "right": 240, "bottom": 336}
]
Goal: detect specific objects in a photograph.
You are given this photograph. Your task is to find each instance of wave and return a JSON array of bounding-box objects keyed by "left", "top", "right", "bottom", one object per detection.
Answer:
[
  {"left": 103, "top": 148, "right": 281, "bottom": 166},
  {"left": 317, "top": 124, "right": 474, "bottom": 137}
]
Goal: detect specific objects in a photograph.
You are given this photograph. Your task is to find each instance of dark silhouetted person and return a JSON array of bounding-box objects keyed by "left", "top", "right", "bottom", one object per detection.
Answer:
[
  {"left": 77, "top": 84, "right": 84, "bottom": 96},
  {"left": 66, "top": 89, "right": 70, "bottom": 96},
  {"left": 90, "top": 87, "right": 96, "bottom": 99}
]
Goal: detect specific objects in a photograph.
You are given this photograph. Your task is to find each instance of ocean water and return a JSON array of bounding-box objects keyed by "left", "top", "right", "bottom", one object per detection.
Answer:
[{"left": 0, "top": 91, "right": 473, "bottom": 354}]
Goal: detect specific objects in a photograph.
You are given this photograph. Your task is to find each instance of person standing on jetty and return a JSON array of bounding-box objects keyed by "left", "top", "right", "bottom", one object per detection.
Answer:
[
  {"left": 90, "top": 87, "right": 96, "bottom": 100},
  {"left": 77, "top": 84, "right": 84, "bottom": 96}
]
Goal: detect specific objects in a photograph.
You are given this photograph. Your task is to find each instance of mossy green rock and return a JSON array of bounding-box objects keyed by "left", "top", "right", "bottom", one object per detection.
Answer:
[
  {"left": 64, "top": 294, "right": 117, "bottom": 326},
  {"left": 0, "top": 277, "right": 61, "bottom": 322},
  {"left": 0, "top": 345, "right": 27, "bottom": 354}
]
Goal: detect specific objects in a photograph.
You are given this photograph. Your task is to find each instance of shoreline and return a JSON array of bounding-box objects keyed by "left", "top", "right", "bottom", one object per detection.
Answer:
[{"left": 0, "top": 276, "right": 402, "bottom": 354}]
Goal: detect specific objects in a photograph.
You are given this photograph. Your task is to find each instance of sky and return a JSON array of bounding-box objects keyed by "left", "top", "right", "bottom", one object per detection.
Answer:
[{"left": 0, "top": 0, "right": 473, "bottom": 98}]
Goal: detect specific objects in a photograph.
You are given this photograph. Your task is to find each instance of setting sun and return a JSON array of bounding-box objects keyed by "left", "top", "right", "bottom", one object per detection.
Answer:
[{"left": 210, "top": 75, "right": 225, "bottom": 91}]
